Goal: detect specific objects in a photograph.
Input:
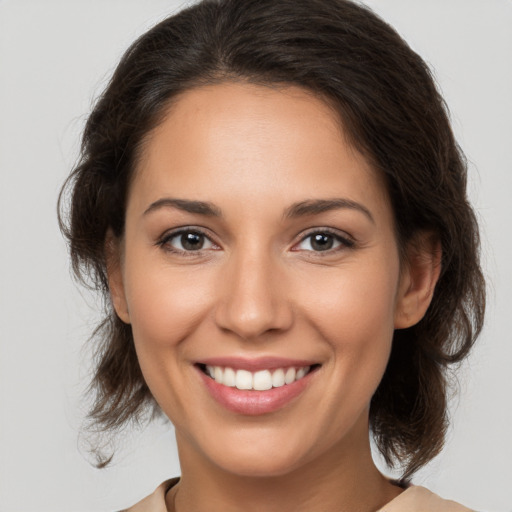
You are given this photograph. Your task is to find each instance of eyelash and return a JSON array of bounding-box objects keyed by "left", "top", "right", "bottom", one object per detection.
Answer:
[
  {"left": 156, "top": 227, "right": 355, "bottom": 257},
  {"left": 292, "top": 228, "right": 355, "bottom": 255},
  {"left": 156, "top": 227, "right": 219, "bottom": 257}
]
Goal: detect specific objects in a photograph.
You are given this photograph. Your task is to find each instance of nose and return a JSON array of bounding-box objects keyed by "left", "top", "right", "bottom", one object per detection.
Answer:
[{"left": 214, "top": 247, "right": 294, "bottom": 340}]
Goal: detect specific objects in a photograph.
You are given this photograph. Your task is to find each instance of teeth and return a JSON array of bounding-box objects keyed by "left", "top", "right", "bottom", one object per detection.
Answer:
[
  {"left": 285, "top": 367, "right": 296, "bottom": 384},
  {"left": 223, "top": 367, "right": 236, "bottom": 387},
  {"left": 235, "top": 369, "right": 253, "bottom": 390},
  {"left": 272, "top": 368, "right": 285, "bottom": 387},
  {"left": 296, "top": 367, "right": 307, "bottom": 380},
  {"left": 204, "top": 365, "right": 311, "bottom": 390},
  {"left": 214, "top": 366, "right": 223, "bottom": 384},
  {"left": 253, "top": 370, "right": 272, "bottom": 391}
]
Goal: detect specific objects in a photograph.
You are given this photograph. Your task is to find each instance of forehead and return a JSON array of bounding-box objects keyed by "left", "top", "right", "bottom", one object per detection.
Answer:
[{"left": 130, "top": 82, "right": 391, "bottom": 221}]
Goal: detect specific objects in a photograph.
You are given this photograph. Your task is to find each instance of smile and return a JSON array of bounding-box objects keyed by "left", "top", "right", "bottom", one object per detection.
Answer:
[
  {"left": 196, "top": 360, "right": 320, "bottom": 415},
  {"left": 203, "top": 365, "right": 312, "bottom": 390}
]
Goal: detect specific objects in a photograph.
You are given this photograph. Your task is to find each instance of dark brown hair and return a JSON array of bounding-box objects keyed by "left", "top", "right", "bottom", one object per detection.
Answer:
[{"left": 59, "top": 0, "right": 485, "bottom": 480}]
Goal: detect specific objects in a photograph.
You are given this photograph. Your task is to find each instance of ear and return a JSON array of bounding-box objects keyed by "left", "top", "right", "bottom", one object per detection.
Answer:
[
  {"left": 105, "top": 232, "right": 131, "bottom": 324},
  {"left": 394, "top": 232, "right": 442, "bottom": 329}
]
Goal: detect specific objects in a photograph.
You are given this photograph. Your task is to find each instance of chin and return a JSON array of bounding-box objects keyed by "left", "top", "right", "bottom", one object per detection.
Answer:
[{"left": 191, "top": 424, "right": 321, "bottom": 479}]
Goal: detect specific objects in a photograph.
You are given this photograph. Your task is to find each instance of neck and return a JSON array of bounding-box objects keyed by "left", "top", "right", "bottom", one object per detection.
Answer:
[{"left": 168, "top": 417, "right": 403, "bottom": 512}]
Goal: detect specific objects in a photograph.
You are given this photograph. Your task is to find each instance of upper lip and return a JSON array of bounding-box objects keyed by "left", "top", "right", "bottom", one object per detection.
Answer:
[{"left": 197, "top": 356, "right": 319, "bottom": 372}]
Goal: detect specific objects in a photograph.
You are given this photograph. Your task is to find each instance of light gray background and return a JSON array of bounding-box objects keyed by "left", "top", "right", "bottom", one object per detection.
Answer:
[{"left": 1, "top": 1, "right": 511, "bottom": 511}]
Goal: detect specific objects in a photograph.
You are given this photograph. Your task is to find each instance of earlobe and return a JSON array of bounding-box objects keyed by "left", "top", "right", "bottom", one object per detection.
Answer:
[
  {"left": 105, "top": 232, "right": 131, "bottom": 324},
  {"left": 394, "top": 232, "right": 442, "bottom": 329}
]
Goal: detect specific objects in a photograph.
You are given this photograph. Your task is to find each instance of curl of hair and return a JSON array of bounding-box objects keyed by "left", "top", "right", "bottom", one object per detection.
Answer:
[{"left": 59, "top": 0, "right": 485, "bottom": 480}]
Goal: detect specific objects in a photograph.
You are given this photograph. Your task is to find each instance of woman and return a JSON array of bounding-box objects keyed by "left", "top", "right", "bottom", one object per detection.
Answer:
[{"left": 59, "top": 0, "right": 485, "bottom": 510}]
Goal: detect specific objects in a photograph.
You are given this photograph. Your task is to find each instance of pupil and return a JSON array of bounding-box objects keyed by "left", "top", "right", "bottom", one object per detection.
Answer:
[
  {"left": 181, "top": 232, "right": 204, "bottom": 250},
  {"left": 311, "top": 233, "right": 333, "bottom": 251}
]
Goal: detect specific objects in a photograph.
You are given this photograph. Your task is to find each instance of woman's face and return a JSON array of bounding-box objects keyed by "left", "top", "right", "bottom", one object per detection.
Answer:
[{"left": 110, "top": 82, "right": 424, "bottom": 477}]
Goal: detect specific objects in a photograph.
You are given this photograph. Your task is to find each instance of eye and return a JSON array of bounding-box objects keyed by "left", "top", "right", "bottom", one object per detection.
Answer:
[
  {"left": 159, "top": 229, "right": 217, "bottom": 253},
  {"left": 294, "top": 230, "right": 354, "bottom": 252}
]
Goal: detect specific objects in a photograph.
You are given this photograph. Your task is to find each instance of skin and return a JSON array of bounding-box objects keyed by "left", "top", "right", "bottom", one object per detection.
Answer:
[{"left": 108, "top": 82, "right": 441, "bottom": 512}]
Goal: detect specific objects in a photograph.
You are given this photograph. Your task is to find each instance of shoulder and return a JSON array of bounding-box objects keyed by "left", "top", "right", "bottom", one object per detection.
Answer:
[
  {"left": 379, "top": 485, "right": 475, "bottom": 512},
  {"left": 119, "top": 478, "right": 179, "bottom": 512}
]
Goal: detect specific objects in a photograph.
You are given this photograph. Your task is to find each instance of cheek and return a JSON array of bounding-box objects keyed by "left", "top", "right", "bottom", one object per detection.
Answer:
[
  {"left": 304, "top": 259, "right": 399, "bottom": 342},
  {"left": 124, "top": 255, "right": 215, "bottom": 350},
  {"left": 121, "top": 255, "right": 218, "bottom": 418},
  {"left": 298, "top": 252, "right": 400, "bottom": 393}
]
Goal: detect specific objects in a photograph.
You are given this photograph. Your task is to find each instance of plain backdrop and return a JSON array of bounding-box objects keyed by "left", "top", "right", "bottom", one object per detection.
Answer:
[{"left": 0, "top": 1, "right": 511, "bottom": 511}]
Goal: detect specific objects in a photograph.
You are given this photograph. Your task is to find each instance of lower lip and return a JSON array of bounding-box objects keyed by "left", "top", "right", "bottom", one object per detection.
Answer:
[{"left": 197, "top": 368, "right": 314, "bottom": 415}]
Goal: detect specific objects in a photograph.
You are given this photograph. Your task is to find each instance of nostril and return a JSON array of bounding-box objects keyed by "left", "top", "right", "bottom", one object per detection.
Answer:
[
  {"left": 214, "top": 299, "right": 294, "bottom": 340},
  {"left": 213, "top": 263, "right": 293, "bottom": 339}
]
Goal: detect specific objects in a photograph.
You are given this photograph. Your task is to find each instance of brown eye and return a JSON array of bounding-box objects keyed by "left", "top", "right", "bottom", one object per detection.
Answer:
[
  {"left": 180, "top": 232, "right": 206, "bottom": 250},
  {"left": 294, "top": 230, "right": 354, "bottom": 253},
  {"left": 310, "top": 233, "right": 334, "bottom": 251},
  {"left": 161, "top": 229, "right": 216, "bottom": 252}
]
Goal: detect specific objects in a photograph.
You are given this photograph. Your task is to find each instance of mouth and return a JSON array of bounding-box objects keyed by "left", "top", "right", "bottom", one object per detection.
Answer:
[
  {"left": 195, "top": 360, "right": 321, "bottom": 415},
  {"left": 197, "top": 363, "right": 319, "bottom": 391}
]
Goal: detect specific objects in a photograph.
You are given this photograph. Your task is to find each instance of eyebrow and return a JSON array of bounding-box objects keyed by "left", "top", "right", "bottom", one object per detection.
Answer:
[
  {"left": 144, "top": 197, "right": 374, "bottom": 223},
  {"left": 144, "top": 198, "right": 222, "bottom": 217},
  {"left": 284, "top": 198, "right": 375, "bottom": 224}
]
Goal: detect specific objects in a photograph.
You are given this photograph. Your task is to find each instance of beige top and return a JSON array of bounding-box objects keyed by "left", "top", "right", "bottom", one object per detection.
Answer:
[{"left": 122, "top": 478, "right": 474, "bottom": 512}]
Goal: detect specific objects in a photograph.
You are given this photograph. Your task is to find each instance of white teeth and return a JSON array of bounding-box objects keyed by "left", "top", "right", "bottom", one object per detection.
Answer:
[
  {"left": 214, "top": 366, "right": 223, "bottom": 384},
  {"left": 253, "top": 370, "right": 273, "bottom": 391},
  {"left": 204, "top": 365, "right": 312, "bottom": 390},
  {"left": 272, "top": 368, "right": 285, "bottom": 388},
  {"left": 223, "top": 367, "right": 236, "bottom": 387},
  {"left": 284, "top": 367, "right": 296, "bottom": 384},
  {"left": 296, "top": 367, "right": 307, "bottom": 380},
  {"left": 235, "top": 369, "right": 253, "bottom": 390}
]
